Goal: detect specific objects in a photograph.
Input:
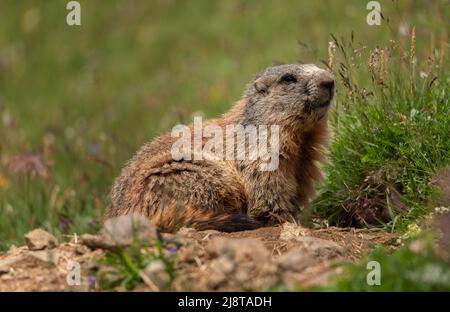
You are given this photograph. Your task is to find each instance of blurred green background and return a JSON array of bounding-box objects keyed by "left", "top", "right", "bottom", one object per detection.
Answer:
[{"left": 0, "top": 0, "right": 448, "bottom": 249}]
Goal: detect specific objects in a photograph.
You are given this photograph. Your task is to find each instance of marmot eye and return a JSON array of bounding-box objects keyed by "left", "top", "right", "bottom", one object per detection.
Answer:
[{"left": 279, "top": 74, "right": 297, "bottom": 84}]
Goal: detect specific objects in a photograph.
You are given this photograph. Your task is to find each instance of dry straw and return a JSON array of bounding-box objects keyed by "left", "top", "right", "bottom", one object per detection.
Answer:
[
  {"left": 410, "top": 26, "right": 416, "bottom": 83},
  {"left": 439, "top": 31, "right": 447, "bottom": 68},
  {"left": 379, "top": 48, "right": 388, "bottom": 86},
  {"left": 328, "top": 41, "right": 336, "bottom": 71}
]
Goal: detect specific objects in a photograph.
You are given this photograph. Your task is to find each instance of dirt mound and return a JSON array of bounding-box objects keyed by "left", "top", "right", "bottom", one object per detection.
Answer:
[{"left": 0, "top": 216, "right": 398, "bottom": 291}]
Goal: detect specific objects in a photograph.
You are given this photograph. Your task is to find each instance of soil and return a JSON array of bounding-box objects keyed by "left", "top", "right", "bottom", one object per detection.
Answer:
[{"left": 0, "top": 217, "right": 399, "bottom": 291}]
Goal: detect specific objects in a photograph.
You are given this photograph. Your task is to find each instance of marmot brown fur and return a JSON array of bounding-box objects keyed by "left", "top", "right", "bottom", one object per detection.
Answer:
[{"left": 108, "top": 64, "right": 335, "bottom": 232}]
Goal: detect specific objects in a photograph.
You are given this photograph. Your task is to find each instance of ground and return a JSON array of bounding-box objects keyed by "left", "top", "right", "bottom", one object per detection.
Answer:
[
  {"left": 0, "top": 1, "right": 448, "bottom": 292},
  {"left": 0, "top": 218, "right": 398, "bottom": 291}
]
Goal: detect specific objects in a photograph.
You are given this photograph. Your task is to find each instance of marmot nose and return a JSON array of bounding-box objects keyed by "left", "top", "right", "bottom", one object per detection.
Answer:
[
  {"left": 317, "top": 72, "right": 335, "bottom": 94},
  {"left": 315, "top": 71, "right": 335, "bottom": 104}
]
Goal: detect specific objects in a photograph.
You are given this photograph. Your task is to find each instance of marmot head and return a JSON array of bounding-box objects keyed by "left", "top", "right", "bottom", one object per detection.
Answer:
[{"left": 242, "top": 64, "right": 335, "bottom": 126}]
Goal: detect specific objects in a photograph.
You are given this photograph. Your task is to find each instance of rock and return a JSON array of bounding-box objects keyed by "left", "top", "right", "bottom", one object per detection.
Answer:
[
  {"left": 80, "top": 234, "right": 116, "bottom": 250},
  {"left": 82, "top": 214, "right": 160, "bottom": 249},
  {"left": 280, "top": 222, "right": 309, "bottom": 241},
  {"left": 0, "top": 251, "right": 57, "bottom": 275},
  {"left": 177, "top": 227, "right": 197, "bottom": 237},
  {"left": 198, "top": 229, "right": 222, "bottom": 238},
  {"left": 8, "top": 245, "right": 19, "bottom": 253},
  {"left": 409, "top": 239, "right": 424, "bottom": 254},
  {"left": 160, "top": 233, "right": 187, "bottom": 247},
  {"left": 278, "top": 223, "right": 345, "bottom": 258},
  {"left": 1, "top": 274, "right": 13, "bottom": 281},
  {"left": 143, "top": 260, "right": 171, "bottom": 289},
  {"left": 276, "top": 247, "right": 315, "bottom": 272},
  {"left": 75, "top": 244, "right": 90, "bottom": 255},
  {"left": 210, "top": 255, "right": 236, "bottom": 275},
  {"left": 102, "top": 214, "right": 159, "bottom": 246},
  {"left": 145, "top": 260, "right": 166, "bottom": 274},
  {"left": 0, "top": 267, "right": 9, "bottom": 274},
  {"left": 206, "top": 256, "right": 236, "bottom": 288},
  {"left": 24, "top": 229, "right": 58, "bottom": 251},
  {"left": 177, "top": 244, "right": 201, "bottom": 263},
  {"left": 28, "top": 250, "right": 60, "bottom": 265},
  {"left": 200, "top": 237, "right": 273, "bottom": 289},
  {"left": 295, "top": 236, "right": 345, "bottom": 259},
  {"left": 206, "top": 237, "right": 270, "bottom": 263},
  {"left": 0, "top": 255, "right": 25, "bottom": 273},
  {"left": 280, "top": 261, "right": 341, "bottom": 289}
]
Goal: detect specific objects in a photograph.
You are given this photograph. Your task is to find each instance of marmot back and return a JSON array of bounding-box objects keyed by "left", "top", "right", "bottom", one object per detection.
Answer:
[{"left": 108, "top": 64, "right": 335, "bottom": 232}]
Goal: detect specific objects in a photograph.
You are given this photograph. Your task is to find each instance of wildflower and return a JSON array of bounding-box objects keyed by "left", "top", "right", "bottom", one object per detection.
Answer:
[
  {"left": 89, "top": 143, "right": 100, "bottom": 156},
  {"left": 410, "top": 26, "right": 416, "bottom": 83},
  {"left": 398, "top": 22, "right": 409, "bottom": 37},
  {"left": 328, "top": 41, "right": 336, "bottom": 70},
  {"left": 166, "top": 247, "right": 177, "bottom": 257},
  {"left": 410, "top": 26, "right": 416, "bottom": 65},
  {"left": 369, "top": 48, "right": 380, "bottom": 83},
  {"left": 88, "top": 275, "right": 97, "bottom": 289},
  {"left": 7, "top": 154, "right": 50, "bottom": 179},
  {"left": 379, "top": 48, "right": 388, "bottom": 84},
  {"left": 0, "top": 173, "right": 10, "bottom": 190},
  {"left": 434, "top": 206, "right": 450, "bottom": 215}
]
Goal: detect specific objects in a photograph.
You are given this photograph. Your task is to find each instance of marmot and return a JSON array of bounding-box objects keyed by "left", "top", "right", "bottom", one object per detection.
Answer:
[{"left": 108, "top": 64, "right": 334, "bottom": 232}]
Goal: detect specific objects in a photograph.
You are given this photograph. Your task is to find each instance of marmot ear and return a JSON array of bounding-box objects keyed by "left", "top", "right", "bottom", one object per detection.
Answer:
[{"left": 254, "top": 77, "right": 269, "bottom": 94}]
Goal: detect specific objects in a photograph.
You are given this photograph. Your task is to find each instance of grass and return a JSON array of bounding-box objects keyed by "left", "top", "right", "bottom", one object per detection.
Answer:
[
  {"left": 0, "top": 1, "right": 448, "bottom": 257},
  {"left": 307, "top": 210, "right": 450, "bottom": 291},
  {"left": 96, "top": 238, "right": 176, "bottom": 291},
  {"left": 0, "top": 1, "right": 448, "bottom": 292},
  {"left": 319, "top": 241, "right": 450, "bottom": 291},
  {"left": 311, "top": 28, "right": 449, "bottom": 231}
]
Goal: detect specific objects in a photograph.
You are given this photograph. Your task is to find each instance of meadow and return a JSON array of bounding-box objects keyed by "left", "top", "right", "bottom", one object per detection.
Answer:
[{"left": 0, "top": 1, "right": 448, "bottom": 290}]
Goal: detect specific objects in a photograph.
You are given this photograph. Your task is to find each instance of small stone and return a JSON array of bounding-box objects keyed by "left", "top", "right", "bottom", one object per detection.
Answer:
[
  {"left": 1, "top": 274, "right": 13, "bottom": 281},
  {"left": 83, "top": 214, "right": 160, "bottom": 250},
  {"left": 177, "top": 244, "right": 199, "bottom": 263},
  {"left": 145, "top": 260, "right": 165, "bottom": 274},
  {"left": 80, "top": 234, "right": 114, "bottom": 250},
  {"left": 210, "top": 255, "right": 236, "bottom": 275},
  {"left": 409, "top": 240, "right": 424, "bottom": 254},
  {"left": 0, "top": 255, "right": 24, "bottom": 273},
  {"left": 177, "top": 227, "right": 197, "bottom": 237},
  {"left": 0, "top": 251, "right": 57, "bottom": 275},
  {"left": 278, "top": 223, "right": 345, "bottom": 258},
  {"left": 144, "top": 260, "right": 171, "bottom": 288},
  {"left": 102, "top": 214, "right": 159, "bottom": 247},
  {"left": 276, "top": 247, "right": 315, "bottom": 272},
  {"left": 75, "top": 244, "right": 90, "bottom": 255},
  {"left": 28, "top": 250, "right": 59, "bottom": 264},
  {"left": 8, "top": 244, "right": 19, "bottom": 253},
  {"left": 24, "top": 229, "right": 58, "bottom": 251},
  {"left": 206, "top": 237, "right": 270, "bottom": 262},
  {"left": 295, "top": 236, "right": 345, "bottom": 259},
  {"left": 160, "top": 233, "right": 187, "bottom": 247},
  {"left": 280, "top": 222, "right": 309, "bottom": 241},
  {"left": 199, "top": 230, "right": 221, "bottom": 239},
  {"left": 0, "top": 267, "right": 10, "bottom": 274},
  {"left": 206, "top": 256, "right": 236, "bottom": 288}
]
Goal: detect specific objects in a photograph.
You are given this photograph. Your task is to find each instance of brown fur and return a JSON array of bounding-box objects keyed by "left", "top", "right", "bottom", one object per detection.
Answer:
[{"left": 108, "top": 64, "right": 334, "bottom": 232}]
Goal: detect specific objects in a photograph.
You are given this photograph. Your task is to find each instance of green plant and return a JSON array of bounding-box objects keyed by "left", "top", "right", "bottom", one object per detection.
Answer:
[
  {"left": 312, "top": 27, "right": 449, "bottom": 231},
  {"left": 96, "top": 238, "right": 176, "bottom": 291},
  {"left": 320, "top": 236, "right": 450, "bottom": 291}
]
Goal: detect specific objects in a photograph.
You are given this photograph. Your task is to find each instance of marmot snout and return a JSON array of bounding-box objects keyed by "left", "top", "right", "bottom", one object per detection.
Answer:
[{"left": 108, "top": 64, "right": 334, "bottom": 232}]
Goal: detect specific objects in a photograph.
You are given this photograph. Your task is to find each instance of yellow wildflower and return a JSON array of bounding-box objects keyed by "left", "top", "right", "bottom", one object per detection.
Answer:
[{"left": 0, "top": 174, "right": 10, "bottom": 190}]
